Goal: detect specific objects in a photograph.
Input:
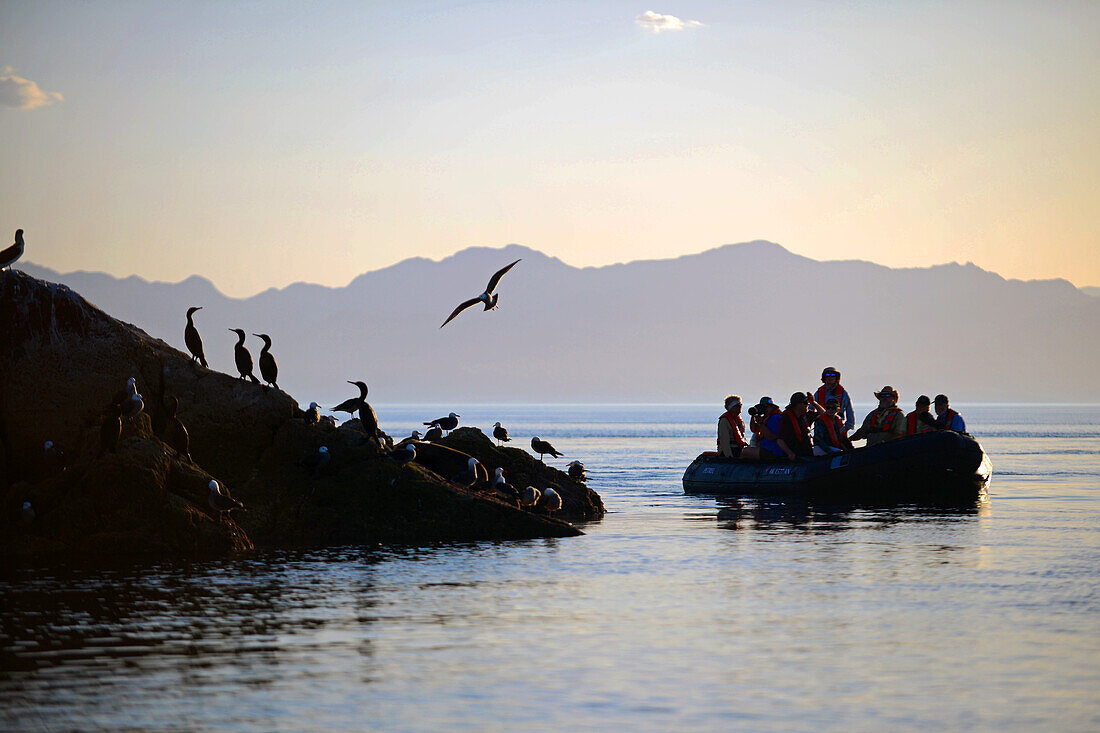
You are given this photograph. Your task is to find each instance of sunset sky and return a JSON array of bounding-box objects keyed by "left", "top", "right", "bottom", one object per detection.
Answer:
[{"left": 2, "top": 1, "right": 1097, "bottom": 296}]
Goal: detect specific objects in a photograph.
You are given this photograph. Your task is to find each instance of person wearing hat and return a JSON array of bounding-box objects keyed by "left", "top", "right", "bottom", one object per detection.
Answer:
[
  {"left": 753, "top": 397, "right": 784, "bottom": 460},
  {"left": 717, "top": 395, "right": 749, "bottom": 458},
  {"left": 906, "top": 395, "right": 937, "bottom": 435},
  {"left": 775, "top": 392, "right": 815, "bottom": 460},
  {"left": 850, "top": 385, "right": 906, "bottom": 446},
  {"left": 813, "top": 396, "right": 853, "bottom": 454},
  {"left": 814, "top": 367, "right": 855, "bottom": 431},
  {"left": 933, "top": 394, "right": 966, "bottom": 432}
]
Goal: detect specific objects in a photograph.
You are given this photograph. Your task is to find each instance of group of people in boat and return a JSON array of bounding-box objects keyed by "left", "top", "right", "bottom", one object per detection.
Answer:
[{"left": 717, "top": 366, "right": 968, "bottom": 461}]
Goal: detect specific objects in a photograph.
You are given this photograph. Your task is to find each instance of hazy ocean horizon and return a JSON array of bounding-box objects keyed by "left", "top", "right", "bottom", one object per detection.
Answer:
[{"left": 3, "top": 403, "right": 1098, "bottom": 731}]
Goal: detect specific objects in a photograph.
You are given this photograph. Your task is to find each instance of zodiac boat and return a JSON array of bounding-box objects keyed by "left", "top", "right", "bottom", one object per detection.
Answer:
[{"left": 683, "top": 430, "right": 991, "bottom": 503}]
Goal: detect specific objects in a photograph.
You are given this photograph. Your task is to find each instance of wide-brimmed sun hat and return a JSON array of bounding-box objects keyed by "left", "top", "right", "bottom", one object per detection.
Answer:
[{"left": 874, "top": 385, "right": 899, "bottom": 399}]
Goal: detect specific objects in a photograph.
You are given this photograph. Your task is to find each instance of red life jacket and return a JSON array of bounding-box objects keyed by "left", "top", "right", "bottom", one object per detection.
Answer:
[
  {"left": 906, "top": 410, "right": 934, "bottom": 435},
  {"left": 723, "top": 412, "right": 747, "bottom": 447},
  {"left": 782, "top": 409, "right": 807, "bottom": 442},
  {"left": 815, "top": 384, "right": 847, "bottom": 406},
  {"left": 871, "top": 406, "right": 902, "bottom": 433},
  {"left": 938, "top": 408, "right": 960, "bottom": 431},
  {"left": 816, "top": 412, "right": 846, "bottom": 448}
]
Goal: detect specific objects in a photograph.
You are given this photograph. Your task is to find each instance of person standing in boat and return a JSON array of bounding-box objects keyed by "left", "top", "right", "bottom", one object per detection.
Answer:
[
  {"left": 717, "top": 395, "right": 749, "bottom": 458},
  {"left": 813, "top": 397, "right": 854, "bottom": 454},
  {"left": 850, "top": 386, "right": 906, "bottom": 446},
  {"left": 906, "top": 395, "right": 938, "bottom": 435},
  {"left": 933, "top": 394, "right": 967, "bottom": 432},
  {"left": 754, "top": 397, "right": 784, "bottom": 460},
  {"left": 776, "top": 392, "right": 815, "bottom": 460},
  {"left": 814, "top": 367, "right": 856, "bottom": 431}
]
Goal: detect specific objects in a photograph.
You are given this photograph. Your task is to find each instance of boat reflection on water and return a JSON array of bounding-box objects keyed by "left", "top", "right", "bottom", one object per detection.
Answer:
[{"left": 713, "top": 493, "right": 990, "bottom": 532}]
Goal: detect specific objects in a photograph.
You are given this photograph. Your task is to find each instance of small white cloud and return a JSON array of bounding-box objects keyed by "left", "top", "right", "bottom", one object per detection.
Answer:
[
  {"left": 635, "top": 10, "right": 703, "bottom": 33},
  {"left": 0, "top": 68, "right": 63, "bottom": 110}
]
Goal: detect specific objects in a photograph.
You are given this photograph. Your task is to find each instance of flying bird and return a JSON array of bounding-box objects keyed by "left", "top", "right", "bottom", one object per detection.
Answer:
[
  {"left": 492, "top": 422, "right": 511, "bottom": 446},
  {"left": 530, "top": 436, "right": 563, "bottom": 462},
  {"left": 184, "top": 307, "right": 208, "bottom": 367},
  {"left": 254, "top": 334, "right": 279, "bottom": 390},
  {"left": 440, "top": 259, "right": 521, "bottom": 328},
  {"left": 228, "top": 329, "right": 260, "bottom": 383},
  {"left": 1, "top": 229, "right": 25, "bottom": 271}
]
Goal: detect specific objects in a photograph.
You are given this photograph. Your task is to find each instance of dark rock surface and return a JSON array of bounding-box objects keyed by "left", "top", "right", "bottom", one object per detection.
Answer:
[{"left": 0, "top": 270, "right": 595, "bottom": 558}]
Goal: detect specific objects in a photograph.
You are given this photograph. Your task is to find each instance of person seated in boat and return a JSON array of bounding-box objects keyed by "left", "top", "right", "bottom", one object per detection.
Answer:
[
  {"left": 813, "top": 397, "right": 854, "bottom": 454},
  {"left": 906, "top": 395, "right": 937, "bottom": 435},
  {"left": 717, "top": 395, "right": 749, "bottom": 458},
  {"left": 754, "top": 397, "right": 784, "bottom": 460},
  {"left": 776, "top": 392, "right": 814, "bottom": 460},
  {"left": 814, "top": 366, "right": 856, "bottom": 431},
  {"left": 933, "top": 394, "right": 967, "bottom": 432},
  {"left": 850, "top": 385, "right": 906, "bottom": 446}
]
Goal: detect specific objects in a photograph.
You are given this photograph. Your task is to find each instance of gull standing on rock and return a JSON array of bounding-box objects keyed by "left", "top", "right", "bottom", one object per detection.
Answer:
[
  {"left": 423, "top": 426, "right": 443, "bottom": 441},
  {"left": 112, "top": 377, "right": 137, "bottom": 408},
  {"left": 539, "top": 487, "right": 563, "bottom": 513},
  {"left": 567, "top": 461, "right": 587, "bottom": 482},
  {"left": 228, "top": 329, "right": 260, "bottom": 383},
  {"left": 208, "top": 480, "right": 245, "bottom": 515},
  {"left": 492, "top": 422, "right": 511, "bottom": 446},
  {"left": 440, "top": 259, "right": 521, "bottom": 328},
  {"left": 2, "top": 229, "right": 26, "bottom": 271},
  {"left": 520, "top": 486, "right": 541, "bottom": 507},
  {"left": 184, "top": 307, "right": 208, "bottom": 367},
  {"left": 254, "top": 333, "right": 279, "bottom": 391},
  {"left": 453, "top": 457, "right": 481, "bottom": 487},
  {"left": 531, "top": 436, "right": 563, "bottom": 462},
  {"left": 424, "top": 412, "right": 460, "bottom": 434},
  {"left": 304, "top": 402, "right": 321, "bottom": 424}
]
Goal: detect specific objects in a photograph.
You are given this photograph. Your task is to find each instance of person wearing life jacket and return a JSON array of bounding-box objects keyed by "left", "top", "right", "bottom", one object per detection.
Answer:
[
  {"left": 717, "top": 395, "right": 749, "bottom": 458},
  {"left": 754, "top": 397, "right": 784, "bottom": 460},
  {"left": 906, "top": 395, "right": 937, "bottom": 435},
  {"left": 933, "top": 394, "right": 967, "bottom": 432},
  {"left": 814, "top": 366, "right": 856, "bottom": 431},
  {"left": 850, "top": 385, "right": 906, "bottom": 446},
  {"left": 813, "top": 397, "right": 854, "bottom": 455},
  {"left": 776, "top": 392, "right": 814, "bottom": 460}
]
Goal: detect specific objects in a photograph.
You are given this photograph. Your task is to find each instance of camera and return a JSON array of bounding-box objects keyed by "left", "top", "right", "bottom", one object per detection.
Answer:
[{"left": 747, "top": 406, "right": 758, "bottom": 416}]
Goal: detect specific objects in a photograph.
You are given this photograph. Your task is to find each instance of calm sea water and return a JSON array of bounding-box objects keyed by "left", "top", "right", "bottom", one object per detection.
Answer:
[{"left": 2, "top": 404, "right": 1099, "bottom": 731}]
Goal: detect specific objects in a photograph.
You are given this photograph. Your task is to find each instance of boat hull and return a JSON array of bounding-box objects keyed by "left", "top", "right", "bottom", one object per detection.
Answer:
[{"left": 683, "top": 431, "right": 991, "bottom": 503}]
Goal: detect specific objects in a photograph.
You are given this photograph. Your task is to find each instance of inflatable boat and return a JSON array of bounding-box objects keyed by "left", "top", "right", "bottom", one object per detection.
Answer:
[{"left": 683, "top": 430, "right": 991, "bottom": 503}]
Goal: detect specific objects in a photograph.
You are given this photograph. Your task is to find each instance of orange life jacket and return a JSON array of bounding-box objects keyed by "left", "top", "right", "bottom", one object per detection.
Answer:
[
  {"left": 815, "top": 384, "right": 847, "bottom": 406},
  {"left": 906, "top": 410, "right": 935, "bottom": 435},
  {"left": 937, "top": 408, "right": 960, "bottom": 431},
  {"left": 722, "top": 412, "right": 747, "bottom": 447},
  {"left": 816, "top": 412, "right": 846, "bottom": 448},
  {"left": 782, "top": 409, "right": 807, "bottom": 442},
  {"left": 871, "top": 406, "right": 902, "bottom": 433}
]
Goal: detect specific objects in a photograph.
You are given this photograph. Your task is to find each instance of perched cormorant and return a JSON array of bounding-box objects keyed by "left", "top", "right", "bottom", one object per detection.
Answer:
[
  {"left": 424, "top": 412, "right": 460, "bottom": 433},
  {"left": 163, "top": 395, "right": 191, "bottom": 461},
  {"left": 184, "top": 307, "right": 208, "bottom": 367},
  {"left": 208, "top": 480, "right": 245, "bottom": 515},
  {"left": 567, "top": 460, "right": 587, "bottom": 482},
  {"left": 304, "top": 402, "right": 321, "bottom": 424},
  {"left": 1, "top": 229, "right": 25, "bottom": 271},
  {"left": 253, "top": 333, "right": 279, "bottom": 390},
  {"left": 21, "top": 501, "right": 35, "bottom": 523},
  {"left": 520, "top": 485, "right": 541, "bottom": 507},
  {"left": 100, "top": 403, "right": 122, "bottom": 456},
  {"left": 299, "top": 445, "right": 330, "bottom": 473},
  {"left": 453, "top": 457, "right": 481, "bottom": 487},
  {"left": 440, "top": 259, "right": 521, "bottom": 328},
  {"left": 531, "top": 436, "right": 563, "bottom": 461},
  {"left": 540, "top": 487, "right": 563, "bottom": 513},
  {"left": 333, "top": 381, "right": 378, "bottom": 441},
  {"left": 333, "top": 381, "right": 368, "bottom": 413},
  {"left": 423, "top": 426, "right": 443, "bottom": 442},
  {"left": 387, "top": 443, "right": 416, "bottom": 465},
  {"left": 228, "top": 328, "right": 260, "bottom": 383},
  {"left": 492, "top": 422, "right": 511, "bottom": 446}
]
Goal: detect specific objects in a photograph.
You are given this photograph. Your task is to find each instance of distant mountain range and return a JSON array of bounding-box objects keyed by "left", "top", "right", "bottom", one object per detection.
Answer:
[{"left": 20, "top": 242, "right": 1100, "bottom": 404}]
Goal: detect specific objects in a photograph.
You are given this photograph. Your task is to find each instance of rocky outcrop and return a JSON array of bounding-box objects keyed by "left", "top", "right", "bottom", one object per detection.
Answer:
[{"left": 0, "top": 270, "right": 593, "bottom": 558}]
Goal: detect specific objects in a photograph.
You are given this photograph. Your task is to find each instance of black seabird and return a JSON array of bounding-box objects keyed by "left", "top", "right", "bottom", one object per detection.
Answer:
[
  {"left": 163, "top": 395, "right": 191, "bottom": 461},
  {"left": 1, "top": 229, "right": 25, "bottom": 271},
  {"left": 424, "top": 412, "right": 460, "bottom": 433},
  {"left": 333, "top": 381, "right": 379, "bottom": 442},
  {"left": 492, "top": 422, "right": 510, "bottom": 446},
  {"left": 539, "top": 487, "right": 563, "bottom": 513},
  {"left": 424, "top": 425, "right": 443, "bottom": 441},
  {"left": 387, "top": 443, "right": 416, "bottom": 465},
  {"left": 333, "top": 381, "right": 368, "bottom": 413},
  {"left": 208, "top": 480, "right": 245, "bottom": 515},
  {"left": 453, "top": 457, "right": 481, "bottom": 487},
  {"left": 100, "top": 403, "right": 122, "bottom": 456},
  {"left": 184, "top": 307, "right": 208, "bottom": 367},
  {"left": 228, "top": 329, "right": 260, "bottom": 383},
  {"left": 530, "top": 436, "right": 563, "bottom": 461},
  {"left": 253, "top": 333, "right": 279, "bottom": 390},
  {"left": 440, "top": 259, "right": 521, "bottom": 328},
  {"left": 567, "top": 460, "right": 586, "bottom": 482}
]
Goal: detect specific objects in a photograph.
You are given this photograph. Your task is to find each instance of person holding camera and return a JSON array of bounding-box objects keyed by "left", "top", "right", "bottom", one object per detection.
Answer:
[{"left": 753, "top": 397, "right": 784, "bottom": 460}]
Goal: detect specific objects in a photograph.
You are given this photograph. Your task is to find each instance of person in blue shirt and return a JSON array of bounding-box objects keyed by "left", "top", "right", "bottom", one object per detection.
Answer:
[
  {"left": 933, "top": 394, "right": 967, "bottom": 432},
  {"left": 754, "top": 397, "right": 784, "bottom": 460}
]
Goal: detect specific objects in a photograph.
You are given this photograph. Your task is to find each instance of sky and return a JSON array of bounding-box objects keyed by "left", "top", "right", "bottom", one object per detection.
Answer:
[{"left": 2, "top": 0, "right": 1098, "bottom": 296}]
